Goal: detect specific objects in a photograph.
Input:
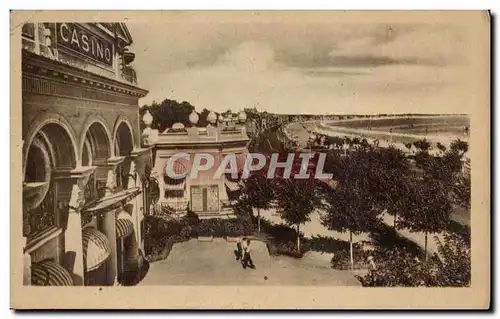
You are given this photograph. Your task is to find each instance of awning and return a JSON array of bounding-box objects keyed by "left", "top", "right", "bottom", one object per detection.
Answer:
[
  {"left": 163, "top": 158, "right": 188, "bottom": 177},
  {"left": 31, "top": 260, "right": 74, "bottom": 286},
  {"left": 82, "top": 227, "right": 111, "bottom": 272},
  {"left": 84, "top": 187, "right": 141, "bottom": 215},
  {"left": 116, "top": 211, "right": 134, "bottom": 239},
  {"left": 225, "top": 180, "right": 242, "bottom": 192},
  {"left": 223, "top": 153, "right": 247, "bottom": 172},
  {"left": 164, "top": 179, "right": 186, "bottom": 191}
]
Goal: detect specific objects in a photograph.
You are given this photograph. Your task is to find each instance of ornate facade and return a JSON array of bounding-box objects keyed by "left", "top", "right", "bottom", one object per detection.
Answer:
[
  {"left": 21, "top": 22, "right": 152, "bottom": 286},
  {"left": 142, "top": 111, "right": 249, "bottom": 219}
]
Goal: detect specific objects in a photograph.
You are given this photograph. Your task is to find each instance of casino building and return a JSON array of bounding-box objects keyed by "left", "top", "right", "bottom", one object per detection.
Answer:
[
  {"left": 142, "top": 110, "right": 250, "bottom": 219},
  {"left": 21, "top": 22, "right": 152, "bottom": 286}
]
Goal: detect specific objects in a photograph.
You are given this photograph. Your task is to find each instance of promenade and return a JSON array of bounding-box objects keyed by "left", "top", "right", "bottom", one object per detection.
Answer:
[{"left": 139, "top": 238, "right": 360, "bottom": 286}]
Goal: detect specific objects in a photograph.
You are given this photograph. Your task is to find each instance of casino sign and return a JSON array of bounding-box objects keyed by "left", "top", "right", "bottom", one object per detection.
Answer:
[{"left": 56, "top": 23, "right": 114, "bottom": 66}]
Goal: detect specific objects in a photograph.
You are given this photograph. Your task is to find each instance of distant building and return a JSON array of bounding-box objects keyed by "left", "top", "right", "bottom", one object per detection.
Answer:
[
  {"left": 22, "top": 23, "right": 150, "bottom": 286},
  {"left": 142, "top": 110, "right": 249, "bottom": 219}
]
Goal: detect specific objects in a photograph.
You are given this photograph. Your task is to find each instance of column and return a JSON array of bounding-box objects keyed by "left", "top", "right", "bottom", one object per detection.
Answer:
[
  {"left": 131, "top": 148, "right": 151, "bottom": 254},
  {"left": 22, "top": 140, "right": 30, "bottom": 285},
  {"left": 95, "top": 157, "right": 124, "bottom": 286},
  {"left": 54, "top": 166, "right": 96, "bottom": 286},
  {"left": 125, "top": 159, "right": 142, "bottom": 270},
  {"left": 93, "top": 157, "right": 123, "bottom": 197},
  {"left": 34, "top": 23, "right": 40, "bottom": 54},
  {"left": 127, "top": 160, "right": 141, "bottom": 244},
  {"left": 97, "top": 209, "right": 118, "bottom": 286},
  {"left": 22, "top": 237, "right": 31, "bottom": 285},
  {"left": 158, "top": 173, "right": 165, "bottom": 206},
  {"left": 65, "top": 189, "right": 85, "bottom": 286}
]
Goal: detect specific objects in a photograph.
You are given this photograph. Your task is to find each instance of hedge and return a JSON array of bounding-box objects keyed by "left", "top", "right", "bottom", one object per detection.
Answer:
[{"left": 143, "top": 213, "right": 255, "bottom": 261}]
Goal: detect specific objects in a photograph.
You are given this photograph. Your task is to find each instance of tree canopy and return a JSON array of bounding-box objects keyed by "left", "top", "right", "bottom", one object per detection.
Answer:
[{"left": 139, "top": 98, "right": 219, "bottom": 132}]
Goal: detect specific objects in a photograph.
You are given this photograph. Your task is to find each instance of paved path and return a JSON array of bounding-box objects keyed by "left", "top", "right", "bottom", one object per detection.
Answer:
[
  {"left": 259, "top": 208, "right": 370, "bottom": 243},
  {"left": 260, "top": 207, "right": 445, "bottom": 255},
  {"left": 139, "top": 238, "right": 360, "bottom": 286},
  {"left": 380, "top": 214, "right": 446, "bottom": 255}
]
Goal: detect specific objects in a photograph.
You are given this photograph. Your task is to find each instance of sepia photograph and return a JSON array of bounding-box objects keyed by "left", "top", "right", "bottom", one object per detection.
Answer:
[{"left": 10, "top": 10, "right": 490, "bottom": 309}]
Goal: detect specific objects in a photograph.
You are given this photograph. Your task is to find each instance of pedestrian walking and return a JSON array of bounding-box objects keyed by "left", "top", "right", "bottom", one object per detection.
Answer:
[
  {"left": 242, "top": 239, "right": 255, "bottom": 269},
  {"left": 234, "top": 237, "right": 244, "bottom": 260}
]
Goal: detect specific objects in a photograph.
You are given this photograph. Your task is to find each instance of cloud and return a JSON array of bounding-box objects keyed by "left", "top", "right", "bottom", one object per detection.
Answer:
[
  {"left": 271, "top": 24, "right": 463, "bottom": 69},
  {"left": 325, "top": 25, "right": 464, "bottom": 68},
  {"left": 215, "top": 41, "right": 276, "bottom": 71},
  {"left": 140, "top": 38, "right": 470, "bottom": 115}
]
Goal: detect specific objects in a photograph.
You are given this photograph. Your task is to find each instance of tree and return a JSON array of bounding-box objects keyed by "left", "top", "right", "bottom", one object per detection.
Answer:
[
  {"left": 356, "top": 232, "right": 470, "bottom": 287},
  {"left": 398, "top": 139, "right": 468, "bottom": 259},
  {"left": 443, "top": 140, "right": 470, "bottom": 209},
  {"left": 452, "top": 166, "right": 470, "bottom": 209},
  {"left": 274, "top": 178, "right": 321, "bottom": 252},
  {"left": 324, "top": 135, "right": 344, "bottom": 150},
  {"left": 368, "top": 146, "right": 411, "bottom": 229},
  {"left": 139, "top": 98, "right": 196, "bottom": 132},
  {"left": 321, "top": 144, "right": 383, "bottom": 269},
  {"left": 241, "top": 173, "right": 274, "bottom": 233},
  {"left": 415, "top": 139, "right": 467, "bottom": 187},
  {"left": 398, "top": 175, "right": 452, "bottom": 259},
  {"left": 432, "top": 232, "right": 471, "bottom": 286},
  {"left": 355, "top": 247, "right": 435, "bottom": 287}
]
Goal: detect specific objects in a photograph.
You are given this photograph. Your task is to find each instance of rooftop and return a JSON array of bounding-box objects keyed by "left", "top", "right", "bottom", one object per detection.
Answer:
[{"left": 142, "top": 110, "right": 250, "bottom": 147}]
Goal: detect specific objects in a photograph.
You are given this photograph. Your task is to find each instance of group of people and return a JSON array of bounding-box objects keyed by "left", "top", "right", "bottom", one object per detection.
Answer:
[{"left": 235, "top": 237, "right": 255, "bottom": 269}]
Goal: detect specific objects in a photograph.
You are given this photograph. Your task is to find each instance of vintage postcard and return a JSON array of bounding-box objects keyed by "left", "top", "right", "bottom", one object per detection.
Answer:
[{"left": 10, "top": 10, "right": 490, "bottom": 309}]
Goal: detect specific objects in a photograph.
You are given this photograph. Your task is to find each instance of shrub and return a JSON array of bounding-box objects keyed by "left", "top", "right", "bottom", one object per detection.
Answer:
[
  {"left": 432, "top": 233, "right": 471, "bottom": 286},
  {"left": 232, "top": 201, "right": 254, "bottom": 220},
  {"left": 144, "top": 237, "right": 172, "bottom": 261},
  {"left": 266, "top": 240, "right": 310, "bottom": 258},
  {"left": 356, "top": 248, "right": 436, "bottom": 287},
  {"left": 142, "top": 215, "right": 194, "bottom": 260},
  {"left": 186, "top": 209, "right": 200, "bottom": 226},
  {"left": 238, "top": 217, "right": 255, "bottom": 236},
  {"left": 356, "top": 233, "right": 470, "bottom": 287},
  {"left": 196, "top": 217, "right": 254, "bottom": 238},
  {"left": 197, "top": 218, "right": 226, "bottom": 237},
  {"left": 225, "top": 219, "right": 240, "bottom": 237},
  {"left": 307, "top": 235, "right": 350, "bottom": 254},
  {"left": 260, "top": 219, "right": 297, "bottom": 243},
  {"left": 182, "top": 224, "right": 195, "bottom": 238},
  {"left": 259, "top": 219, "right": 309, "bottom": 258},
  {"left": 330, "top": 245, "right": 370, "bottom": 270}
]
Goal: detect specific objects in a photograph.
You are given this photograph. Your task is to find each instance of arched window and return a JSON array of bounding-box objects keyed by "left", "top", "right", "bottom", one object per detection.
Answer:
[{"left": 23, "top": 122, "right": 77, "bottom": 241}]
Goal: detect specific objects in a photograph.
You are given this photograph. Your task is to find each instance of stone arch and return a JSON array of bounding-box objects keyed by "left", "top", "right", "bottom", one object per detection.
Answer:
[
  {"left": 23, "top": 117, "right": 79, "bottom": 211},
  {"left": 79, "top": 115, "right": 113, "bottom": 165},
  {"left": 112, "top": 116, "right": 135, "bottom": 157},
  {"left": 112, "top": 116, "right": 135, "bottom": 190},
  {"left": 23, "top": 113, "right": 79, "bottom": 177}
]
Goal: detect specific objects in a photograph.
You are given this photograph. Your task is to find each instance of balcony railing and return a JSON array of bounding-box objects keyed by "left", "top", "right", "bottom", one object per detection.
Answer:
[
  {"left": 157, "top": 127, "right": 249, "bottom": 144},
  {"left": 23, "top": 181, "right": 57, "bottom": 240},
  {"left": 161, "top": 200, "right": 189, "bottom": 213},
  {"left": 83, "top": 173, "right": 106, "bottom": 206},
  {"left": 220, "top": 199, "right": 238, "bottom": 211}
]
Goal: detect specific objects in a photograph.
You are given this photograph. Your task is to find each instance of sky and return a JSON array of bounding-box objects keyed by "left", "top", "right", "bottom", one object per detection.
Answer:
[{"left": 127, "top": 17, "right": 479, "bottom": 115}]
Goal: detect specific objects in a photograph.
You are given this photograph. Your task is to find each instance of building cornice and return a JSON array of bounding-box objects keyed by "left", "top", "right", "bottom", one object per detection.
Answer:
[
  {"left": 154, "top": 140, "right": 249, "bottom": 150},
  {"left": 22, "top": 50, "right": 148, "bottom": 98}
]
